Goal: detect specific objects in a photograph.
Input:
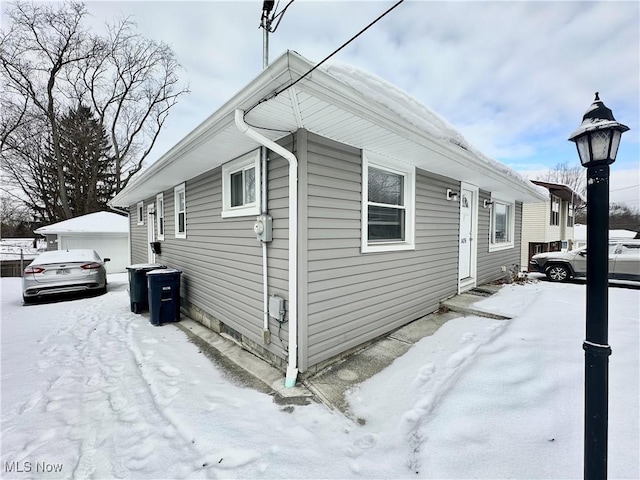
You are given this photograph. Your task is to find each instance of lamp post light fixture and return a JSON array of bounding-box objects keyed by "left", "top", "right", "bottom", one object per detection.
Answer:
[{"left": 568, "top": 93, "right": 629, "bottom": 480}]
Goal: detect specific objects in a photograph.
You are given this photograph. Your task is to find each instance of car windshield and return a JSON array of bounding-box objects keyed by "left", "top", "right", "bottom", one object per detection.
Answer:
[{"left": 32, "top": 249, "right": 100, "bottom": 265}]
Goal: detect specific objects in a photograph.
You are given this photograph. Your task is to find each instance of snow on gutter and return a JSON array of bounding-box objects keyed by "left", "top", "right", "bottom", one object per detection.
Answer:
[{"left": 317, "top": 62, "right": 548, "bottom": 203}]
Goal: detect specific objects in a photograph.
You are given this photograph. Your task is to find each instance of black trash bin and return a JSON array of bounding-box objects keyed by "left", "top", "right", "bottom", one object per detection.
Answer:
[
  {"left": 147, "top": 268, "right": 182, "bottom": 326},
  {"left": 126, "top": 263, "right": 166, "bottom": 313}
]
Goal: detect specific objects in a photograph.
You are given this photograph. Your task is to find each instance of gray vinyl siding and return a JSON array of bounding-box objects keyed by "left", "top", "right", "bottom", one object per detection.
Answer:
[
  {"left": 129, "top": 205, "right": 149, "bottom": 265},
  {"left": 304, "top": 132, "right": 460, "bottom": 368},
  {"left": 477, "top": 190, "right": 523, "bottom": 284},
  {"left": 127, "top": 141, "right": 292, "bottom": 362}
]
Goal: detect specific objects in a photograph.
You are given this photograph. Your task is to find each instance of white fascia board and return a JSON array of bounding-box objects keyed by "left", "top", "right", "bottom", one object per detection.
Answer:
[{"left": 110, "top": 52, "right": 307, "bottom": 208}]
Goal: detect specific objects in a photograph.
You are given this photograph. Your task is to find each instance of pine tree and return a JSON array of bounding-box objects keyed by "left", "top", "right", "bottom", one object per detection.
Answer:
[{"left": 57, "top": 105, "right": 115, "bottom": 216}]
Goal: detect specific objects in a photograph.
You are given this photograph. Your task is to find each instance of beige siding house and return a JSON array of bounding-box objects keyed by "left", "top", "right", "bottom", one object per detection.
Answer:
[
  {"left": 521, "top": 180, "right": 583, "bottom": 270},
  {"left": 110, "top": 51, "right": 546, "bottom": 386}
]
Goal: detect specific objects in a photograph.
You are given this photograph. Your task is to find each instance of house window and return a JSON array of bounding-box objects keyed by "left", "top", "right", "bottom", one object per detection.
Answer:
[
  {"left": 137, "top": 202, "right": 144, "bottom": 225},
  {"left": 174, "top": 183, "right": 186, "bottom": 238},
  {"left": 362, "top": 152, "right": 415, "bottom": 253},
  {"left": 222, "top": 151, "right": 261, "bottom": 218},
  {"left": 489, "top": 198, "right": 515, "bottom": 252},
  {"left": 551, "top": 196, "right": 560, "bottom": 226},
  {"left": 156, "top": 193, "right": 164, "bottom": 241},
  {"left": 567, "top": 202, "right": 574, "bottom": 227}
]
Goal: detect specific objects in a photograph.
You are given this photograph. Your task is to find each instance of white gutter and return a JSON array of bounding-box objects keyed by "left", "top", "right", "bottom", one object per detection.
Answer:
[{"left": 234, "top": 109, "right": 299, "bottom": 388}]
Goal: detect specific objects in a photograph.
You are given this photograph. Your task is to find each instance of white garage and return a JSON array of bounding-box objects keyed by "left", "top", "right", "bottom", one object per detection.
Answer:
[{"left": 34, "top": 212, "right": 129, "bottom": 273}]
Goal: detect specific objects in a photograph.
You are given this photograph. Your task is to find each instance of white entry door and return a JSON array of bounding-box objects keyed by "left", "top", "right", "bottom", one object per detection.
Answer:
[
  {"left": 147, "top": 204, "right": 156, "bottom": 263},
  {"left": 458, "top": 184, "right": 478, "bottom": 290}
]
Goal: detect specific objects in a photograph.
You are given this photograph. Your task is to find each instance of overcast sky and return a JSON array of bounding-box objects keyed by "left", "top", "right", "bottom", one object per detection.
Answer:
[{"left": 83, "top": 0, "right": 639, "bottom": 207}]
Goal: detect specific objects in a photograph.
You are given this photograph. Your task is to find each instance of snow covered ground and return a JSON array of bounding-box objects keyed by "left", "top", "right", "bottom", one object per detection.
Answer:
[{"left": 1, "top": 274, "right": 638, "bottom": 479}]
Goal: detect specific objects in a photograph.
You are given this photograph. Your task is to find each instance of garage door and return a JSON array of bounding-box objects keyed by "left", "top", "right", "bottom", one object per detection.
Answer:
[{"left": 59, "top": 235, "right": 128, "bottom": 273}]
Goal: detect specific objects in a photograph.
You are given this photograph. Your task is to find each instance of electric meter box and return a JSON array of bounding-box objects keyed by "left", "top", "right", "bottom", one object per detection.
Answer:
[{"left": 253, "top": 214, "right": 273, "bottom": 242}]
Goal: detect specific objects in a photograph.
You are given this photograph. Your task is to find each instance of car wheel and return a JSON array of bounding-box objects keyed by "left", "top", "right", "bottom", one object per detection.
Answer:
[{"left": 546, "top": 264, "right": 570, "bottom": 282}]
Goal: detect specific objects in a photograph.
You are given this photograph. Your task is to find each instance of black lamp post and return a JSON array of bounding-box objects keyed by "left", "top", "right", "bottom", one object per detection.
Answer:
[{"left": 568, "top": 93, "right": 629, "bottom": 480}]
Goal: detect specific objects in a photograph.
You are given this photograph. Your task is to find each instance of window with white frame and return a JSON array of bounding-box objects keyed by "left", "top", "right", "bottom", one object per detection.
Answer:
[
  {"left": 222, "top": 151, "right": 260, "bottom": 218},
  {"left": 362, "top": 152, "right": 415, "bottom": 253},
  {"left": 137, "top": 202, "right": 144, "bottom": 225},
  {"left": 550, "top": 195, "right": 560, "bottom": 226},
  {"left": 156, "top": 193, "right": 164, "bottom": 240},
  {"left": 567, "top": 202, "right": 574, "bottom": 227},
  {"left": 174, "top": 183, "right": 186, "bottom": 238},
  {"left": 489, "top": 198, "right": 515, "bottom": 251}
]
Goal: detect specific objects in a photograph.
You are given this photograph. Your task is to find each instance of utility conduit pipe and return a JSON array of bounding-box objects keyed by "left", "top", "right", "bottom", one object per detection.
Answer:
[{"left": 234, "top": 109, "right": 299, "bottom": 388}]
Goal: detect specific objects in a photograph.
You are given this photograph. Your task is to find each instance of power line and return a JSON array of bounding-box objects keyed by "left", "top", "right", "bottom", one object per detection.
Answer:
[
  {"left": 274, "top": 0, "right": 404, "bottom": 96},
  {"left": 247, "top": 0, "right": 405, "bottom": 119},
  {"left": 610, "top": 184, "right": 639, "bottom": 192}
]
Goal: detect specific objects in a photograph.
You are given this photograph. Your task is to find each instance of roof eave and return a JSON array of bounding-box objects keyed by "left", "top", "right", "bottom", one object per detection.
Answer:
[{"left": 109, "top": 52, "right": 307, "bottom": 207}]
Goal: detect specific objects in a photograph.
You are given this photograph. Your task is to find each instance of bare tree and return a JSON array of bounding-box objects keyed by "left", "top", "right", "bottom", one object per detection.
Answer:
[
  {"left": 72, "top": 17, "right": 188, "bottom": 191},
  {"left": 1, "top": 1, "right": 188, "bottom": 220},
  {"left": 1, "top": 1, "right": 100, "bottom": 218},
  {"left": 537, "top": 161, "right": 586, "bottom": 197}
]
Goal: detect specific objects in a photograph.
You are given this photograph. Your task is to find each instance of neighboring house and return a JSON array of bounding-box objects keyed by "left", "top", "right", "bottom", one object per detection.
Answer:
[
  {"left": 521, "top": 180, "right": 584, "bottom": 270},
  {"left": 34, "top": 212, "right": 129, "bottom": 273},
  {"left": 109, "top": 51, "right": 547, "bottom": 385},
  {"left": 573, "top": 224, "right": 639, "bottom": 248}
]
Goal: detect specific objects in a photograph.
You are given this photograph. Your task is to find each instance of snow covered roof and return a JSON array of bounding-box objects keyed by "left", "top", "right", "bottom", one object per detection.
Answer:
[
  {"left": 110, "top": 51, "right": 547, "bottom": 208},
  {"left": 34, "top": 212, "right": 128, "bottom": 235},
  {"left": 573, "top": 224, "right": 638, "bottom": 241}
]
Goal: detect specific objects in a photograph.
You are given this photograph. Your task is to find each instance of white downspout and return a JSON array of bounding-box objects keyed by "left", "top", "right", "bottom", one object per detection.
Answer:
[
  {"left": 235, "top": 109, "right": 299, "bottom": 388},
  {"left": 261, "top": 146, "right": 269, "bottom": 342}
]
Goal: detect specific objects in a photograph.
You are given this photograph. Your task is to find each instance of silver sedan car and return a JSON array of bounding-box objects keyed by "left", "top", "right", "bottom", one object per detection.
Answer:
[{"left": 22, "top": 249, "right": 110, "bottom": 303}]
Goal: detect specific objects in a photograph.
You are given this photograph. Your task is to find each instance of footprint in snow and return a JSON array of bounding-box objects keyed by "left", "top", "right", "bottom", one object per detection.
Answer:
[
  {"left": 163, "top": 425, "right": 177, "bottom": 439},
  {"left": 110, "top": 363, "right": 126, "bottom": 374},
  {"left": 45, "top": 399, "right": 64, "bottom": 412},
  {"left": 415, "top": 363, "right": 436, "bottom": 383},
  {"left": 109, "top": 393, "right": 128, "bottom": 412},
  {"left": 353, "top": 433, "right": 378, "bottom": 449},
  {"left": 118, "top": 407, "right": 139, "bottom": 423},
  {"left": 36, "top": 360, "right": 51, "bottom": 371},
  {"left": 86, "top": 373, "right": 102, "bottom": 388},
  {"left": 461, "top": 332, "right": 476, "bottom": 343},
  {"left": 40, "top": 345, "right": 58, "bottom": 357},
  {"left": 158, "top": 365, "right": 181, "bottom": 377},
  {"left": 202, "top": 448, "right": 260, "bottom": 469},
  {"left": 19, "top": 391, "right": 44, "bottom": 414},
  {"left": 13, "top": 429, "right": 57, "bottom": 462},
  {"left": 345, "top": 433, "right": 378, "bottom": 459}
]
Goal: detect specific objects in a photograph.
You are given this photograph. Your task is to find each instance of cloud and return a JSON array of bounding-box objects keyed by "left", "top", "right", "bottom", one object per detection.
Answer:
[{"left": 79, "top": 0, "right": 638, "bottom": 204}]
